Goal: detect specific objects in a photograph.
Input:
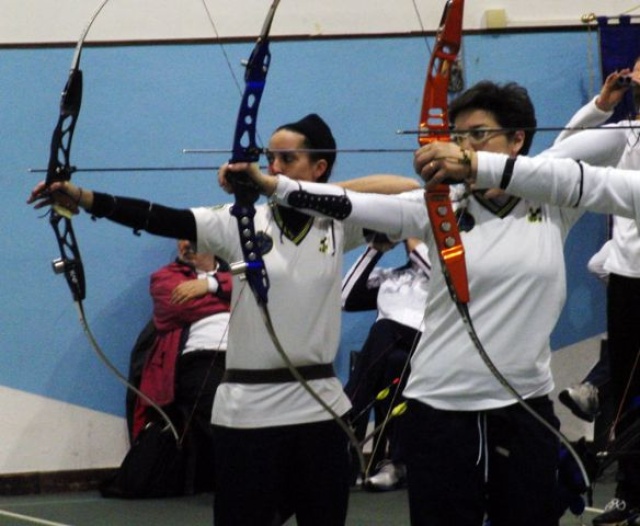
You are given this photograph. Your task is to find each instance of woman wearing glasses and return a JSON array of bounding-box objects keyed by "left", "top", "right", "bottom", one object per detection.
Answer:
[{"left": 227, "top": 81, "right": 568, "bottom": 526}]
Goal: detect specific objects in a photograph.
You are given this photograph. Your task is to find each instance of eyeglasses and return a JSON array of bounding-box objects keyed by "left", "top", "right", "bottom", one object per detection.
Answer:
[{"left": 451, "top": 129, "right": 508, "bottom": 146}]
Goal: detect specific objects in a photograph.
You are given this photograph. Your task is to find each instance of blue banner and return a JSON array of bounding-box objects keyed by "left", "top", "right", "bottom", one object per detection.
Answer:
[{"left": 598, "top": 15, "right": 640, "bottom": 122}]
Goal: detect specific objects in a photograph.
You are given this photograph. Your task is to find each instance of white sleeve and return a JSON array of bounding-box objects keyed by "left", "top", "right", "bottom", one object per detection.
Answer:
[
  {"left": 542, "top": 125, "right": 627, "bottom": 167},
  {"left": 273, "top": 175, "right": 429, "bottom": 240},
  {"left": 554, "top": 96, "right": 612, "bottom": 144},
  {"left": 542, "top": 97, "right": 626, "bottom": 166},
  {"left": 476, "top": 152, "right": 640, "bottom": 221},
  {"left": 587, "top": 240, "right": 612, "bottom": 281},
  {"left": 409, "top": 242, "right": 432, "bottom": 280},
  {"left": 340, "top": 245, "right": 381, "bottom": 307},
  {"left": 206, "top": 275, "right": 219, "bottom": 293}
]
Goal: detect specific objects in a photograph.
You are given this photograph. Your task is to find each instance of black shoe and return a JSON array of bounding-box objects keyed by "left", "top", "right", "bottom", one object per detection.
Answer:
[
  {"left": 559, "top": 382, "right": 599, "bottom": 423},
  {"left": 592, "top": 498, "right": 640, "bottom": 525}
]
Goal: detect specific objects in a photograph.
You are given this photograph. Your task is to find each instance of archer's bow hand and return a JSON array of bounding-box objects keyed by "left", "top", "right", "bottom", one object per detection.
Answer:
[
  {"left": 414, "top": 142, "right": 477, "bottom": 189},
  {"left": 225, "top": 161, "right": 278, "bottom": 196},
  {"left": 27, "top": 180, "right": 91, "bottom": 214}
]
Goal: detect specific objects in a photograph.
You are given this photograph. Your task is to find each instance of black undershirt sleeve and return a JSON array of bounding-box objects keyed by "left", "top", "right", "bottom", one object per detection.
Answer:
[
  {"left": 89, "top": 192, "right": 197, "bottom": 241},
  {"left": 342, "top": 249, "right": 383, "bottom": 312}
]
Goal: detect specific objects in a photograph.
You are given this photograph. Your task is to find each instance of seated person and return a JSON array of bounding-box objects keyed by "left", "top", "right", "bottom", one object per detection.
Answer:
[{"left": 136, "top": 239, "right": 231, "bottom": 494}]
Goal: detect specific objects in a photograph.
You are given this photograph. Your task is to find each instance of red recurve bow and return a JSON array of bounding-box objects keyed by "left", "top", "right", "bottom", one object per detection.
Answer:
[{"left": 420, "top": 0, "right": 469, "bottom": 305}]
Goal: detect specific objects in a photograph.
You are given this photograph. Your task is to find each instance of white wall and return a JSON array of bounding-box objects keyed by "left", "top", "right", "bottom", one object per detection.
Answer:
[
  {"left": 2, "top": 0, "right": 637, "bottom": 45},
  {"left": 0, "top": 386, "right": 128, "bottom": 473}
]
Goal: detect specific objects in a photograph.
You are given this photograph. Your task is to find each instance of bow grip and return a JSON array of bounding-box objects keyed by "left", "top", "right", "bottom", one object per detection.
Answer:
[
  {"left": 425, "top": 184, "right": 469, "bottom": 303},
  {"left": 229, "top": 202, "right": 270, "bottom": 305}
]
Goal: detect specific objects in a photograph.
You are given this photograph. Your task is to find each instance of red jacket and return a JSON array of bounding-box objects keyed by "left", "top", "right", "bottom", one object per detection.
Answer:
[{"left": 135, "top": 261, "right": 231, "bottom": 436}]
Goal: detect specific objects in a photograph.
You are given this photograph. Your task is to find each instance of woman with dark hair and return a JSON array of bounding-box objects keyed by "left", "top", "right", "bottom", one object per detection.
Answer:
[
  {"left": 29, "top": 113, "right": 417, "bottom": 526},
  {"left": 229, "top": 82, "right": 569, "bottom": 526}
]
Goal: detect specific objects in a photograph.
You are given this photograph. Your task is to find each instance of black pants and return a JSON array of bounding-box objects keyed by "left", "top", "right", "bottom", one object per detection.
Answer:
[
  {"left": 212, "top": 419, "right": 350, "bottom": 526},
  {"left": 608, "top": 274, "right": 640, "bottom": 506},
  {"left": 399, "top": 397, "right": 560, "bottom": 526},
  {"left": 345, "top": 319, "right": 418, "bottom": 468},
  {"left": 174, "top": 350, "right": 225, "bottom": 493}
]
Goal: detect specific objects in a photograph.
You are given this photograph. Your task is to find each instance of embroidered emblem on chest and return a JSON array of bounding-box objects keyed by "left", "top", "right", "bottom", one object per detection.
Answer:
[
  {"left": 319, "top": 236, "right": 329, "bottom": 253},
  {"left": 256, "top": 232, "right": 274, "bottom": 255},
  {"left": 527, "top": 207, "right": 542, "bottom": 222}
]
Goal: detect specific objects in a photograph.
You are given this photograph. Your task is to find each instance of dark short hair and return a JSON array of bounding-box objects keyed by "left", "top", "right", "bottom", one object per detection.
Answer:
[
  {"left": 277, "top": 113, "right": 336, "bottom": 182},
  {"left": 449, "top": 81, "right": 537, "bottom": 155}
]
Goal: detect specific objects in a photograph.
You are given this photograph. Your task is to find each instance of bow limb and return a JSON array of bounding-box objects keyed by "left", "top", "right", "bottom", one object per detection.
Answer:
[
  {"left": 420, "top": 0, "right": 469, "bottom": 305},
  {"left": 417, "top": 0, "right": 594, "bottom": 495},
  {"left": 43, "top": 0, "right": 180, "bottom": 442},
  {"left": 226, "top": 0, "right": 281, "bottom": 306},
  {"left": 224, "top": 0, "right": 365, "bottom": 476}
]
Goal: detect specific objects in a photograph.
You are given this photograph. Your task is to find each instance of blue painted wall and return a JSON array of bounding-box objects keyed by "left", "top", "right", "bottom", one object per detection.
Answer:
[{"left": 3, "top": 29, "right": 607, "bottom": 415}]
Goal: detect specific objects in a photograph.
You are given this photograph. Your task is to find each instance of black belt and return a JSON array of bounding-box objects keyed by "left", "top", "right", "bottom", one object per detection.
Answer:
[
  {"left": 222, "top": 363, "right": 335, "bottom": 384},
  {"left": 179, "top": 350, "right": 226, "bottom": 367}
]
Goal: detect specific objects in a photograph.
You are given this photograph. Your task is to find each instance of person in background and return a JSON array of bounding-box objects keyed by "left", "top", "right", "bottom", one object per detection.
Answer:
[
  {"left": 544, "top": 63, "right": 640, "bottom": 526},
  {"left": 559, "top": 241, "right": 611, "bottom": 424},
  {"left": 342, "top": 236, "right": 431, "bottom": 491},
  {"left": 139, "top": 239, "right": 231, "bottom": 493},
  {"left": 29, "top": 113, "right": 418, "bottom": 526}
]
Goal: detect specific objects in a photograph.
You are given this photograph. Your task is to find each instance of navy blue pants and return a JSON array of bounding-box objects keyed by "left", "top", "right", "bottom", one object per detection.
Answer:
[
  {"left": 212, "top": 419, "right": 350, "bottom": 526},
  {"left": 608, "top": 273, "right": 640, "bottom": 506},
  {"left": 399, "top": 397, "right": 560, "bottom": 526},
  {"left": 345, "top": 319, "right": 419, "bottom": 467}
]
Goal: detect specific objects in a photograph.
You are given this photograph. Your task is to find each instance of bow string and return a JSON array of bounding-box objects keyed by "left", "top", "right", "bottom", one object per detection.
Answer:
[
  {"left": 43, "top": 0, "right": 180, "bottom": 442},
  {"left": 45, "top": 0, "right": 114, "bottom": 301},
  {"left": 223, "top": 0, "right": 367, "bottom": 476},
  {"left": 359, "top": 0, "right": 468, "bottom": 479},
  {"left": 417, "top": 0, "right": 593, "bottom": 496}
]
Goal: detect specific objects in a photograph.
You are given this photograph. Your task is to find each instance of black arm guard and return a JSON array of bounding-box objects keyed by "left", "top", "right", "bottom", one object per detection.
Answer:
[{"left": 287, "top": 190, "right": 352, "bottom": 220}]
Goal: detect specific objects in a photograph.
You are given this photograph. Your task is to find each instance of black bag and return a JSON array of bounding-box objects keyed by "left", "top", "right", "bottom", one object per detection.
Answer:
[{"left": 100, "top": 421, "right": 186, "bottom": 499}]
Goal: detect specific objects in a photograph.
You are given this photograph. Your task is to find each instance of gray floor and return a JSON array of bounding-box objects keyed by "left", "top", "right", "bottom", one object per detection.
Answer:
[
  {"left": 0, "top": 335, "right": 617, "bottom": 525},
  {"left": 0, "top": 480, "right": 617, "bottom": 526}
]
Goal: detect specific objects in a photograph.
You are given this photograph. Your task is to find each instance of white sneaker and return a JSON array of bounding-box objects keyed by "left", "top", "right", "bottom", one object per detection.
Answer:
[
  {"left": 364, "top": 461, "right": 406, "bottom": 492},
  {"left": 592, "top": 498, "right": 640, "bottom": 525},
  {"left": 559, "top": 382, "right": 599, "bottom": 422}
]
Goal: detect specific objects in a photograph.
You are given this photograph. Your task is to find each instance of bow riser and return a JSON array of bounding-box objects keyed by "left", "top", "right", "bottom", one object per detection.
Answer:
[
  {"left": 47, "top": 68, "right": 86, "bottom": 302},
  {"left": 419, "top": 0, "right": 462, "bottom": 138},
  {"left": 47, "top": 69, "right": 83, "bottom": 184},
  {"left": 230, "top": 46, "right": 271, "bottom": 166},
  {"left": 420, "top": 0, "right": 469, "bottom": 304},
  {"left": 227, "top": 0, "right": 281, "bottom": 306}
]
